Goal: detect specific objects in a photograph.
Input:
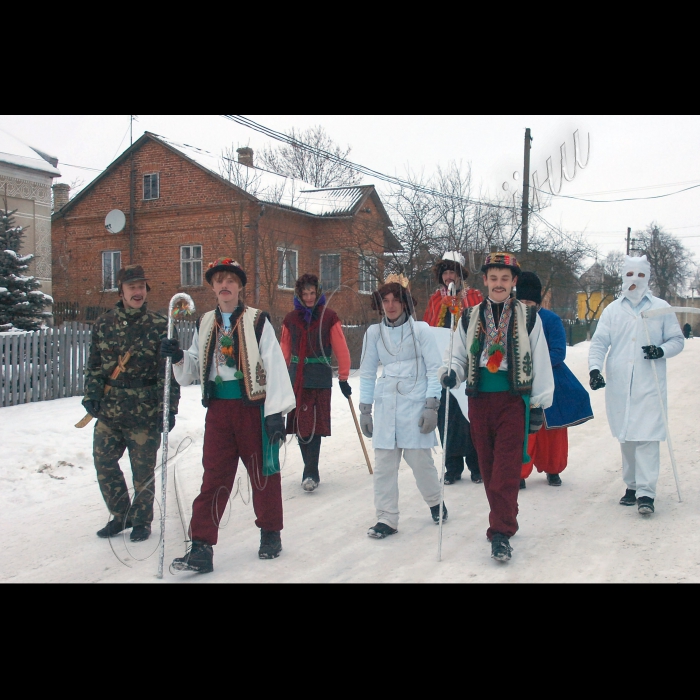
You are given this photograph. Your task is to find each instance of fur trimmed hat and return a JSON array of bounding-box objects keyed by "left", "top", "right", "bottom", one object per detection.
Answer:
[
  {"left": 432, "top": 251, "right": 469, "bottom": 284},
  {"left": 481, "top": 251, "right": 521, "bottom": 276},
  {"left": 515, "top": 271, "right": 542, "bottom": 305},
  {"left": 205, "top": 258, "right": 247, "bottom": 286}
]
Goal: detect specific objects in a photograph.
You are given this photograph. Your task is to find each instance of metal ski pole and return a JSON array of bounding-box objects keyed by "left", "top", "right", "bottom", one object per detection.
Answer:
[
  {"left": 157, "top": 293, "right": 195, "bottom": 579},
  {"left": 640, "top": 308, "right": 697, "bottom": 503},
  {"left": 438, "top": 282, "right": 456, "bottom": 562}
]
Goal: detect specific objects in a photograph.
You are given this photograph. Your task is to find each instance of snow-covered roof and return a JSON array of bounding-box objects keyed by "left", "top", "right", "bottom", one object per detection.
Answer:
[{"left": 0, "top": 129, "right": 61, "bottom": 177}]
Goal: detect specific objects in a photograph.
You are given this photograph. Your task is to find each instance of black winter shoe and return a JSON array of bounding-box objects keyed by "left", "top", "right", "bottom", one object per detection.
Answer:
[
  {"left": 367, "top": 522, "right": 398, "bottom": 539},
  {"left": 430, "top": 503, "right": 448, "bottom": 523},
  {"left": 619, "top": 489, "right": 637, "bottom": 506},
  {"left": 130, "top": 525, "right": 151, "bottom": 542},
  {"left": 302, "top": 477, "right": 319, "bottom": 492},
  {"left": 637, "top": 496, "right": 655, "bottom": 514},
  {"left": 171, "top": 541, "right": 214, "bottom": 573},
  {"left": 520, "top": 479, "right": 527, "bottom": 489},
  {"left": 444, "top": 472, "right": 461, "bottom": 485},
  {"left": 547, "top": 473, "right": 562, "bottom": 486},
  {"left": 491, "top": 533, "right": 513, "bottom": 562},
  {"left": 97, "top": 517, "right": 132, "bottom": 538},
  {"left": 259, "top": 530, "right": 282, "bottom": 559},
  {"left": 470, "top": 471, "right": 483, "bottom": 484}
]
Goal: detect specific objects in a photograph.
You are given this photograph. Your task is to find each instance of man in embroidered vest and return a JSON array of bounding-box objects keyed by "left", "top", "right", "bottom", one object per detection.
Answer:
[
  {"left": 280, "top": 273, "right": 352, "bottom": 492},
  {"left": 160, "top": 258, "right": 295, "bottom": 573},
  {"left": 84, "top": 265, "right": 180, "bottom": 543},
  {"left": 423, "top": 252, "right": 483, "bottom": 485},
  {"left": 439, "top": 252, "right": 554, "bottom": 562}
]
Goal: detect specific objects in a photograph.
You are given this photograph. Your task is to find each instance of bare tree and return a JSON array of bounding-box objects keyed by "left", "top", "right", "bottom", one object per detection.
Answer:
[
  {"left": 579, "top": 252, "right": 623, "bottom": 340},
  {"left": 257, "top": 126, "right": 362, "bottom": 187}
]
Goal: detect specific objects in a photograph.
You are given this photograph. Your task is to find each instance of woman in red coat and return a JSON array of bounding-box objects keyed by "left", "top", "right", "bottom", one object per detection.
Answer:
[{"left": 280, "top": 274, "right": 352, "bottom": 492}]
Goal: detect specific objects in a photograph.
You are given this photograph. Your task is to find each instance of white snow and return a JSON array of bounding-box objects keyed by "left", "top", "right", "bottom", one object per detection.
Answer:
[
  {"left": 2, "top": 340, "right": 700, "bottom": 583},
  {"left": 3, "top": 250, "right": 33, "bottom": 264}
]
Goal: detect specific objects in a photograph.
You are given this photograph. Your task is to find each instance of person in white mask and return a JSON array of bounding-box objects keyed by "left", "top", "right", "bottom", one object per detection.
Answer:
[{"left": 588, "top": 255, "right": 684, "bottom": 515}]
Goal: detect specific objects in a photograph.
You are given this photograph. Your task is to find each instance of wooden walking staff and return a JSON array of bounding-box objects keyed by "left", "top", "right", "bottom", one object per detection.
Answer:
[
  {"left": 157, "top": 293, "right": 195, "bottom": 580},
  {"left": 347, "top": 395, "right": 373, "bottom": 474},
  {"left": 75, "top": 350, "right": 133, "bottom": 428}
]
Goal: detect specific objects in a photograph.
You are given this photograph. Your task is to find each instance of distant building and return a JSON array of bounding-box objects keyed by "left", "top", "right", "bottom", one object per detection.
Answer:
[
  {"left": 0, "top": 130, "right": 61, "bottom": 303},
  {"left": 577, "top": 262, "right": 616, "bottom": 321},
  {"left": 51, "top": 132, "right": 399, "bottom": 323}
]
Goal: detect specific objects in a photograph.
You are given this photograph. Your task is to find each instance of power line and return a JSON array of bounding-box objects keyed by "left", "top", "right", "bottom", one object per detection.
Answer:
[
  {"left": 563, "top": 178, "right": 700, "bottom": 197},
  {"left": 536, "top": 183, "right": 700, "bottom": 203},
  {"left": 58, "top": 162, "right": 103, "bottom": 172}
]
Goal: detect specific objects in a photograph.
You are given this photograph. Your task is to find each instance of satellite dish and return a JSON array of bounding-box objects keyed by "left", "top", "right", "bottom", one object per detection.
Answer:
[{"left": 105, "top": 209, "right": 126, "bottom": 234}]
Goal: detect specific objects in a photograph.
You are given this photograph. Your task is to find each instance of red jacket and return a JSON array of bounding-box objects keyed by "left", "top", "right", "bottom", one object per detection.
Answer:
[{"left": 423, "top": 287, "right": 484, "bottom": 328}]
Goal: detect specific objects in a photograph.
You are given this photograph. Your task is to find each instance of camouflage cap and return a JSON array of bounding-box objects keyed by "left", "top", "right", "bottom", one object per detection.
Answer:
[{"left": 117, "top": 265, "right": 151, "bottom": 291}]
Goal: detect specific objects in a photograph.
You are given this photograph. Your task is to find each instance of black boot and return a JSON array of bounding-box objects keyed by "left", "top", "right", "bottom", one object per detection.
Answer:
[
  {"left": 637, "top": 496, "right": 655, "bottom": 514},
  {"left": 299, "top": 435, "right": 321, "bottom": 492},
  {"left": 619, "top": 489, "right": 636, "bottom": 506},
  {"left": 547, "top": 473, "right": 562, "bottom": 486},
  {"left": 96, "top": 516, "right": 132, "bottom": 538},
  {"left": 491, "top": 533, "right": 513, "bottom": 562},
  {"left": 430, "top": 503, "right": 448, "bottom": 523},
  {"left": 444, "top": 471, "right": 461, "bottom": 485},
  {"left": 130, "top": 524, "right": 151, "bottom": 542},
  {"left": 520, "top": 479, "right": 527, "bottom": 489},
  {"left": 171, "top": 541, "right": 214, "bottom": 573},
  {"left": 470, "top": 470, "right": 483, "bottom": 484},
  {"left": 367, "top": 522, "right": 398, "bottom": 539},
  {"left": 259, "top": 529, "right": 282, "bottom": 559}
]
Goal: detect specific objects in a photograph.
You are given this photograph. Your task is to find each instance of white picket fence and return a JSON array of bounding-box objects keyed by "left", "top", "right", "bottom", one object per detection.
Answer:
[{"left": 0, "top": 319, "right": 198, "bottom": 408}]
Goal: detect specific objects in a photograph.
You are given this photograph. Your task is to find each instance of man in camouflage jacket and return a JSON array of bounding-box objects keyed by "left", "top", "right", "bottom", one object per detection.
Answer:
[{"left": 82, "top": 265, "right": 179, "bottom": 542}]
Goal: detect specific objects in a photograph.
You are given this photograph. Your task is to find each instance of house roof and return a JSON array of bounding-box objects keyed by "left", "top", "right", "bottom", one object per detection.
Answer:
[{"left": 0, "top": 128, "right": 61, "bottom": 177}]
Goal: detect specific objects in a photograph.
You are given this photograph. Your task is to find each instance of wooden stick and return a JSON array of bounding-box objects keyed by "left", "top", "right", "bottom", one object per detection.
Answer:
[
  {"left": 75, "top": 350, "right": 132, "bottom": 428},
  {"left": 347, "top": 395, "right": 373, "bottom": 474}
]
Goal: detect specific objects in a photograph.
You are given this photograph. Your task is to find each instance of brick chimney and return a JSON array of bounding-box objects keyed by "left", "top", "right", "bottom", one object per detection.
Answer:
[
  {"left": 236, "top": 147, "right": 254, "bottom": 168},
  {"left": 52, "top": 183, "right": 70, "bottom": 211}
]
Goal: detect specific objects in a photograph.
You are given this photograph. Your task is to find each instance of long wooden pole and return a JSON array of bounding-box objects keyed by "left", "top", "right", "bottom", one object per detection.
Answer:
[
  {"left": 75, "top": 350, "right": 132, "bottom": 428},
  {"left": 347, "top": 396, "right": 373, "bottom": 474}
]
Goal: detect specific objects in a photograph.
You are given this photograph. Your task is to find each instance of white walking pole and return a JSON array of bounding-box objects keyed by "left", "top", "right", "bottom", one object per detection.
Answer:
[
  {"left": 438, "top": 283, "right": 457, "bottom": 562},
  {"left": 640, "top": 306, "right": 700, "bottom": 503},
  {"left": 157, "top": 293, "right": 195, "bottom": 579}
]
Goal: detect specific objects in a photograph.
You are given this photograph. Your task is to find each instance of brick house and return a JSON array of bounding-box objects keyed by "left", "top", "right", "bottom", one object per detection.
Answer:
[{"left": 51, "top": 132, "right": 399, "bottom": 325}]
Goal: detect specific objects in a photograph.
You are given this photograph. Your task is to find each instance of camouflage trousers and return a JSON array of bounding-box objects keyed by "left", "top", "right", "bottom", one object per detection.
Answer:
[{"left": 93, "top": 420, "right": 161, "bottom": 526}]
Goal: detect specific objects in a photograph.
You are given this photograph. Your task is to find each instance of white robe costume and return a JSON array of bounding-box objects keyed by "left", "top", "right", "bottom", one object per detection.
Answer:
[{"left": 588, "top": 255, "right": 684, "bottom": 499}]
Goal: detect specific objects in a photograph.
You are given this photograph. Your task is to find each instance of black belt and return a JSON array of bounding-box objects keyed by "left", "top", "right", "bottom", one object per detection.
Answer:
[{"left": 105, "top": 377, "right": 157, "bottom": 389}]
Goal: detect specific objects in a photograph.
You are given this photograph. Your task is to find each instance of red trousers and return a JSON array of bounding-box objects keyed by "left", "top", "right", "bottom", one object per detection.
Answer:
[
  {"left": 189, "top": 399, "right": 283, "bottom": 546},
  {"left": 468, "top": 392, "right": 524, "bottom": 540},
  {"left": 521, "top": 427, "right": 568, "bottom": 479}
]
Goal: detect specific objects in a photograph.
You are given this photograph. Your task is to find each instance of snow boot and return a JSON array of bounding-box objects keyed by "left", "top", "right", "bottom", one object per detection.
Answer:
[
  {"left": 259, "top": 529, "right": 282, "bottom": 559},
  {"left": 491, "top": 533, "right": 512, "bottom": 562},
  {"left": 444, "top": 471, "right": 461, "bottom": 485},
  {"left": 430, "top": 503, "right": 448, "bottom": 523},
  {"left": 171, "top": 541, "right": 214, "bottom": 573},
  {"left": 547, "top": 473, "right": 562, "bottom": 486},
  {"left": 619, "top": 489, "right": 637, "bottom": 506},
  {"left": 520, "top": 479, "right": 527, "bottom": 489},
  {"left": 96, "top": 517, "right": 132, "bottom": 538},
  {"left": 637, "top": 496, "right": 655, "bottom": 515},
  {"left": 470, "top": 470, "right": 483, "bottom": 484},
  {"left": 130, "top": 524, "right": 151, "bottom": 542},
  {"left": 367, "top": 522, "right": 398, "bottom": 539},
  {"left": 302, "top": 476, "right": 319, "bottom": 492}
]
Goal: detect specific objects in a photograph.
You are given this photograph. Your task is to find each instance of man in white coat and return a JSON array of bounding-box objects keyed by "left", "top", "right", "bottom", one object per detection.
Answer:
[
  {"left": 588, "top": 255, "right": 684, "bottom": 515},
  {"left": 359, "top": 275, "right": 446, "bottom": 539},
  {"left": 160, "top": 258, "right": 295, "bottom": 572}
]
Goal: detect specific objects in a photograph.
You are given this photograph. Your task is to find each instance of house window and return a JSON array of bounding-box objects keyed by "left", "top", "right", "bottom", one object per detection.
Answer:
[
  {"left": 181, "top": 245, "right": 203, "bottom": 287},
  {"left": 102, "top": 251, "right": 121, "bottom": 291},
  {"left": 320, "top": 254, "right": 341, "bottom": 292},
  {"left": 143, "top": 173, "right": 160, "bottom": 200},
  {"left": 278, "top": 248, "right": 298, "bottom": 289},
  {"left": 358, "top": 256, "right": 377, "bottom": 294}
]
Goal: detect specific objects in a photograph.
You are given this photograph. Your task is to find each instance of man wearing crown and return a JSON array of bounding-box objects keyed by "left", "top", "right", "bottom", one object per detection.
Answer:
[
  {"left": 440, "top": 252, "right": 554, "bottom": 562},
  {"left": 424, "top": 252, "right": 484, "bottom": 485},
  {"left": 160, "top": 258, "right": 295, "bottom": 573}
]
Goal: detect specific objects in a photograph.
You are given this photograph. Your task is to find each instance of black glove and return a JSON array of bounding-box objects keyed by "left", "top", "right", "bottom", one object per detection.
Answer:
[
  {"left": 441, "top": 370, "right": 458, "bottom": 389},
  {"left": 83, "top": 399, "right": 100, "bottom": 418},
  {"left": 529, "top": 407, "right": 544, "bottom": 433},
  {"left": 339, "top": 380, "right": 352, "bottom": 398},
  {"left": 642, "top": 345, "right": 664, "bottom": 360},
  {"left": 157, "top": 412, "right": 176, "bottom": 433},
  {"left": 589, "top": 369, "right": 606, "bottom": 390},
  {"left": 160, "top": 337, "right": 184, "bottom": 363},
  {"left": 265, "top": 413, "right": 286, "bottom": 444}
]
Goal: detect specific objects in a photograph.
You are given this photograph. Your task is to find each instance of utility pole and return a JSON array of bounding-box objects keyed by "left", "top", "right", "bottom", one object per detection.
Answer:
[
  {"left": 521, "top": 128, "right": 532, "bottom": 254},
  {"left": 626, "top": 227, "right": 631, "bottom": 255}
]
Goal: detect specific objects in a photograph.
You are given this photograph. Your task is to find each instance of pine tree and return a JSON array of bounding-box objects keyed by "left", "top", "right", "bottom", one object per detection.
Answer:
[{"left": 0, "top": 207, "right": 52, "bottom": 332}]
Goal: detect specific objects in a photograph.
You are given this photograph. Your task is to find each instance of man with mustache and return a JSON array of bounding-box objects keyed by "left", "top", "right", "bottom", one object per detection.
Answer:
[
  {"left": 588, "top": 255, "right": 684, "bottom": 515},
  {"left": 83, "top": 265, "right": 180, "bottom": 543},
  {"left": 440, "top": 252, "right": 554, "bottom": 562}
]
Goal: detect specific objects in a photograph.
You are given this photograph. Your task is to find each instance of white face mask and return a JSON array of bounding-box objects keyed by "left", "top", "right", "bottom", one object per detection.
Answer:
[{"left": 621, "top": 255, "right": 650, "bottom": 306}]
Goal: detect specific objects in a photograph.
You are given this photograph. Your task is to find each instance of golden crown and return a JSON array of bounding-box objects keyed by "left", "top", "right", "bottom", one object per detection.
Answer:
[{"left": 384, "top": 273, "right": 410, "bottom": 288}]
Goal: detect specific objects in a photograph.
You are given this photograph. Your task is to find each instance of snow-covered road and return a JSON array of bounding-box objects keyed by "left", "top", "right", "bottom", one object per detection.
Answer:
[{"left": 2, "top": 340, "right": 699, "bottom": 583}]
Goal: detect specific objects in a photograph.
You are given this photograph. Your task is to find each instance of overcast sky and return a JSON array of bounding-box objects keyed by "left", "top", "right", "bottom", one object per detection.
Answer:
[{"left": 2, "top": 115, "right": 699, "bottom": 264}]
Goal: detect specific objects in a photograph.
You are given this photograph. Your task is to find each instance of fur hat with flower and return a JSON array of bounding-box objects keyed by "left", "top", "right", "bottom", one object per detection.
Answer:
[
  {"left": 205, "top": 257, "right": 247, "bottom": 286},
  {"left": 432, "top": 251, "right": 469, "bottom": 285}
]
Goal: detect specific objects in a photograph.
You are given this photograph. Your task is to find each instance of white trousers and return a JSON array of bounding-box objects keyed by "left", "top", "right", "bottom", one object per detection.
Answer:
[
  {"left": 620, "top": 441, "right": 660, "bottom": 499},
  {"left": 373, "top": 447, "right": 442, "bottom": 529}
]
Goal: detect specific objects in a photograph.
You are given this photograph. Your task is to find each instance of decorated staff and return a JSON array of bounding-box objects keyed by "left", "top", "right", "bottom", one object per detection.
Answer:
[
  {"left": 358, "top": 274, "right": 446, "bottom": 540},
  {"left": 161, "top": 257, "right": 295, "bottom": 574},
  {"left": 83, "top": 265, "right": 180, "bottom": 543}
]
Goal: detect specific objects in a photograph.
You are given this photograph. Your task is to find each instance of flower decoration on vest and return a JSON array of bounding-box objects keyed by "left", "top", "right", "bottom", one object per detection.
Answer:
[{"left": 482, "top": 301, "right": 513, "bottom": 373}]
